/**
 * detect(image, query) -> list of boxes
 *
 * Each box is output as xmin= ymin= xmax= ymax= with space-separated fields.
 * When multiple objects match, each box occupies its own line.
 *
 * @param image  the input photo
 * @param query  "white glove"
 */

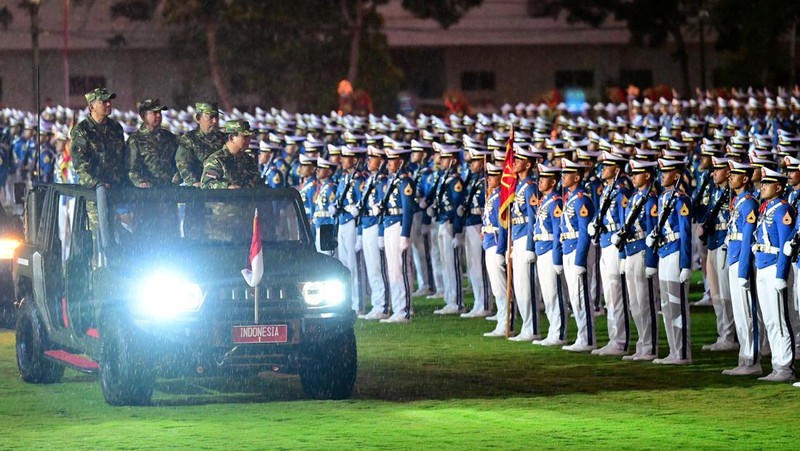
xmin=775 ymin=279 xmax=787 ymax=291
xmin=457 ymin=205 xmax=465 ymax=217
xmin=426 ymin=206 xmax=435 ymax=217
xmin=554 ymin=265 xmax=564 ymax=275
xmin=576 ymin=265 xmax=587 ymax=275
xmin=525 ymin=250 xmax=536 ymax=264
xmin=587 ymin=223 xmax=597 ymax=237
xmin=610 ymin=232 xmax=622 ymax=247
xmin=645 ymin=234 xmax=656 ymax=248
xmin=419 ymin=198 xmax=428 ymax=209
xmin=618 ymin=259 xmax=626 ymax=275
xmin=783 ymin=241 xmax=794 ymax=257
xmin=327 ymin=204 xmax=337 ymax=216
xmin=378 ymin=237 xmax=385 ymax=250
xmin=345 ymin=204 xmax=360 ymax=216
xmin=400 ymin=236 xmax=410 ymax=251
xmin=452 ymin=233 xmax=464 ymax=248
xmin=738 ymin=277 xmax=749 ymax=289
xmin=679 ymin=268 xmax=692 ymax=283
xmin=646 ymin=267 xmax=658 ymax=279
xmin=355 ymin=235 xmax=363 ymax=252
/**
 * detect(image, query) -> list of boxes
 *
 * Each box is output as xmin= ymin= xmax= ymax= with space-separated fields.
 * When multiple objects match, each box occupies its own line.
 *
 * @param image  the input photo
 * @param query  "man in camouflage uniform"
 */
xmin=70 ymin=87 xmax=127 ymax=189
xmin=200 ymin=120 xmax=261 ymax=189
xmin=176 ymin=102 xmax=225 ymax=187
xmin=127 ymin=98 xmax=180 ymax=187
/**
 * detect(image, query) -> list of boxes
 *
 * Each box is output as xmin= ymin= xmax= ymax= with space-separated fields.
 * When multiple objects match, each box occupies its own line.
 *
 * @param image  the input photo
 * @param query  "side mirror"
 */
xmin=318 ymin=224 xmax=337 ymax=252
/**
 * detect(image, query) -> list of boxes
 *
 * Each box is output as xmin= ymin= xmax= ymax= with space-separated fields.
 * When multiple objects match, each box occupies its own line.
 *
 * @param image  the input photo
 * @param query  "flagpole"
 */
xmin=254 ymin=282 xmax=259 ymax=324
xmin=505 ymin=220 xmax=513 ymax=338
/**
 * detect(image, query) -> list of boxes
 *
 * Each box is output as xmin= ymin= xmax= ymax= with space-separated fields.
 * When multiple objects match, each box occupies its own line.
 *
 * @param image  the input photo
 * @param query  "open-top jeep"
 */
xmin=14 ymin=184 xmax=355 ymax=405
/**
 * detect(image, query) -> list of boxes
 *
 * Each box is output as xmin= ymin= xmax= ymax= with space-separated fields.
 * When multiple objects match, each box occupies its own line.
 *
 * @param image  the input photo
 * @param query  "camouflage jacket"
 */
xmin=70 ymin=115 xmax=127 ymax=188
xmin=176 ymin=127 xmax=226 ymax=185
xmin=200 ymin=147 xmax=261 ymax=189
xmin=126 ymin=125 xmax=179 ymax=186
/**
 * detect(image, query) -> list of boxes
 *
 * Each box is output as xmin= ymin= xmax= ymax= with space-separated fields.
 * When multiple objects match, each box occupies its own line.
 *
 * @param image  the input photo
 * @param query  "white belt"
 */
xmin=714 ymin=223 xmax=727 ymax=231
xmin=387 ymin=208 xmax=403 ymax=215
xmin=561 ymin=231 xmax=580 ymax=241
xmin=470 ymin=208 xmax=484 ymax=215
xmin=314 ymin=212 xmax=332 ymax=218
xmin=728 ymin=232 xmax=742 ymax=241
xmin=604 ymin=224 xmax=620 ymax=233
xmin=631 ymin=231 xmax=646 ymax=241
xmin=754 ymin=244 xmax=779 ymax=254
xmin=663 ymin=232 xmax=680 ymax=243
xmin=482 ymin=225 xmax=498 ymax=234
xmin=512 ymin=217 xmax=527 ymax=225
xmin=533 ymin=232 xmax=553 ymax=241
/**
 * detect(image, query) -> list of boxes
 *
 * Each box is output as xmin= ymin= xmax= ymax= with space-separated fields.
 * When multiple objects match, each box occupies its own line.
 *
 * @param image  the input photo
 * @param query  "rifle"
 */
xmin=459 ymin=173 xmax=479 ymax=218
xmin=614 ymin=184 xmax=653 ymax=250
xmin=377 ymin=171 xmax=402 ymax=224
xmin=648 ymin=188 xmax=678 ymax=251
xmin=698 ymin=187 xmax=730 ymax=245
xmin=355 ymin=166 xmax=383 ymax=227
xmin=691 ymin=172 xmax=710 ymax=212
xmin=590 ymin=171 xmax=621 ymax=244
xmin=334 ymin=172 xmax=354 ymax=216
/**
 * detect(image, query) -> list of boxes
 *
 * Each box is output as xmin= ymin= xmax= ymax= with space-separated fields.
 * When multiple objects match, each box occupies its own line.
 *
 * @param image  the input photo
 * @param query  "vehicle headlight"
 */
xmin=300 ymin=280 xmax=346 ymax=308
xmin=135 ymin=272 xmax=204 ymax=318
xmin=0 ymin=238 xmax=21 ymax=260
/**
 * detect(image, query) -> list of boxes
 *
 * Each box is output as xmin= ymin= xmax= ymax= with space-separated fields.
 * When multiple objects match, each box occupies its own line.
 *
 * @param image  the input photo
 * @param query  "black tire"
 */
xmin=99 ymin=313 xmax=156 ymax=406
xmin=15 ymin=301 xmax=65 ymax=384
xmin=299 ymin=330 xmax=357 ymax=400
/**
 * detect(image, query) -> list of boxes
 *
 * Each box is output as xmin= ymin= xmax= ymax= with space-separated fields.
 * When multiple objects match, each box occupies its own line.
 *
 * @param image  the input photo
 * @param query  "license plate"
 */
xmin=232 ymin=325 xmax=288 ymax=344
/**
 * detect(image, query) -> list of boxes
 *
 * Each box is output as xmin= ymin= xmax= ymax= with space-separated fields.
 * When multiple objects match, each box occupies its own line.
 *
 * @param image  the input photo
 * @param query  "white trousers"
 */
xmin=411 ymin=212 xmax=432 ymax=292
xmin=600 ymin=245 xmax=629 ymax=350
xmin=485 ymin=246 xmax=508 ymax=332
xmin=512 ymin=237 xmax=538 ymax=336
xmin=465 ymin=224 xmax=490 ymax=312
xmin=728 ymin=262 xmax=760 ymax=365
xmin=563 ymin=250 xmax=594 ymax=346
xmin=537 ymin=250 xmax=566 ymax=341
xmin=756 ymin=265 xmax=794 ymax=373
xmin=362 ymin=225 xmax=389 ymax=314
xmin=384 ymin=222 xmax=413 ymax=318
xmin=625 ymin=251 xmax=658 ymax=356
xmin=337 ymin=220 xmax=360 ymax=311
xmin=429 ymin=222 xmax=444 ymax=293
xmin=658 ymin=251 xmax=691 ymax=360
xmin=437 ymin=222 xmax=463 ymax=309
xmin=707 ymin=247 xmax=735 ymax=343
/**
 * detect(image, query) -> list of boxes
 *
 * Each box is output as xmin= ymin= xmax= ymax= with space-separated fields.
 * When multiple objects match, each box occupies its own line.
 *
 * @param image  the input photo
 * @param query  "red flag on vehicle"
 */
xmin=498 ymin=127 xmax=516 ymax=228
xmin=241 ymin=208 xmax=264 ymax=287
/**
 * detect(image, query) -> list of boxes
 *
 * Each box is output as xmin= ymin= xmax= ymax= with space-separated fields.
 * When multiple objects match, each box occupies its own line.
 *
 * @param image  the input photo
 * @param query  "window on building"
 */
xmin=69 ymin=76 xmax=107 ymax=95
xmin=555 ymin=70 xmax=594 ymax=89
xmin=619 ymin=70 xmax=653 ymax=89
xmin=460 ymin=71 xmax=496 ymax=91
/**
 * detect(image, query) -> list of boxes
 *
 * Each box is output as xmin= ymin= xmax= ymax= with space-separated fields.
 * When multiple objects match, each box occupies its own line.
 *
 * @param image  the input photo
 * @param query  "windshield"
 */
xmin=109 ymin=197 xmax=307 ymax=246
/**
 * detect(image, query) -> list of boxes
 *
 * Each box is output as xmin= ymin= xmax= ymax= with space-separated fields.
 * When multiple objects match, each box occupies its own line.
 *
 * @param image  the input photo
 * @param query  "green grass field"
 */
xmin=1 ymin=275 xmax=799 ymax=449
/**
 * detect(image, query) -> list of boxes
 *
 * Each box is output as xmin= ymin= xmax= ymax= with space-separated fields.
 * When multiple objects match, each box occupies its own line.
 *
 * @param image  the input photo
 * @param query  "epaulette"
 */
xmin=526 ymin=179 xmax=534 ymax=185
xmin=744 ymin=193 xmax=755 ymax=200
xmin=575 ymin=191 xmax=585 ymax=198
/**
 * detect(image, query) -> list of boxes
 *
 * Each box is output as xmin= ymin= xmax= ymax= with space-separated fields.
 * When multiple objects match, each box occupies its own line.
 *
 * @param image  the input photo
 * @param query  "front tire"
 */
xmin=299 ymin=330 xmax=357 ymax=400
xmin=99 ymin=313 xmax=155 ymax=406
xmin=16 ymin=300 xmax=64 ymax=384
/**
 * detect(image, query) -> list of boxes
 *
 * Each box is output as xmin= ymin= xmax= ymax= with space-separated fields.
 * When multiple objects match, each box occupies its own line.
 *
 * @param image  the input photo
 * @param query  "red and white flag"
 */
xmin=498 ymin=126 xmax=516 ymax=228
xmin=241 ymin=208 xmax=264 ymax=287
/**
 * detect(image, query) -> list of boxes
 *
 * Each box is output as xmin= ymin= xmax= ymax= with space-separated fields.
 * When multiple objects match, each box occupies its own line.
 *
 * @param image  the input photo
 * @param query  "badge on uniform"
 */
xmin=404 ymin=184 xmax=413 ymax=195
xmin=579 ymin=204 xmax=589 ymax=217
xmin=746 ymin=211 xmax=756 ymax=224
xmin=273 ymin=173 xmax=280 ymax=185
xmin=553 ymin=205 xmax=562 ymax=218
xmin=621 ymin=196 xmax=628 ymax=208
xmin=329 ymin=192 xmax=335 ymax=202
xmin=650 ymin=204 xmax=658 ymax=217
xmin=530 ymin=196 xmax=538 ymax=206
xmin=454 ymin=181 xmax=462 ymax=193
xmin=680 ymin=203 xmax=689 ymax=216
xmin=783 ymin=211 xmax=792 ymax=225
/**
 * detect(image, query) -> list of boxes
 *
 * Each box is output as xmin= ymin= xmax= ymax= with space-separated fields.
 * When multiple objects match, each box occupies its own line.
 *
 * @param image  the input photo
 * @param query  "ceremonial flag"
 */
xmin=498 ymin=127 xmax=516 ymax=228
xmin=241 ymin=208 xmax=264 ymax=287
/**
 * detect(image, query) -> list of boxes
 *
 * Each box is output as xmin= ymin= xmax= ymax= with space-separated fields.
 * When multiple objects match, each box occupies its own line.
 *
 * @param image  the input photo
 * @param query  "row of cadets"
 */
xmin=498 ymin=144 xmax=540 ymax=342
xmin=483 ymin=161 xmax=511 ymax=337
xmin=335 ymin=144 xmax=367 ymax=312
xmin=428 ymin=143 xmax=467 ymax=315
xmin=589 ymin=151 xmax=633 ymax=356
xmin=459 ymin=146 xmax=492 ymax=318
xmin=312 ymin=156 xmax=338 ymax=255
xmin=357 ymin=145 xmax=391 ymax=320
xmin=409 ymin=139 xmax=436 ymax=297
xmin=613 ymin=159 xmax=660 ymax=361
xmin=647 ymin=158 xmax=693 ymax=365
xmin=378 ymin=144 xmax=416 ymax=323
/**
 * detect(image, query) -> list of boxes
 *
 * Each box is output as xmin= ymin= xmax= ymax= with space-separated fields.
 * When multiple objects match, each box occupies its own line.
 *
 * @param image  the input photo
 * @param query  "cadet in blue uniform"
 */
xmin=358 ymin=146 xmax=390 ymax=320
xmin=560 ymin=158 xmax=596 ymax=352
xmin=614 ymin=159 xmax=660 ymax=361
xmin=297 ymin=154 xmax=317 ymax=226
xmin=700 ymin=156 xmax=737 ymax=351
xmin=258 ymin=140 xmax=286 ymax=188
xmin=723 ymin=160 xmax=762 ymax=376
xmin=336 ymin=145 xmax=367 ymax=312
xmin=379 ymin=146 xmax=416 ymax=323
xmin=312 ymin=157 xmax=338 ymax=255
xmin=410 ymin=139 xmax=435 ymax=296
xmin=460 ymin=147 xmax=491 ymax=318
xmin=646 ymin=158 xmax=693 ymax=365
xmin=531 ymin=163 xmax=566 ymax=346
xmin=430 ymin=144 xmax=466 ymax=315
xmin=483 ymin=163 xmax=509 ymax=336
xmin=756 ymin=168 xmax=795 ymax=382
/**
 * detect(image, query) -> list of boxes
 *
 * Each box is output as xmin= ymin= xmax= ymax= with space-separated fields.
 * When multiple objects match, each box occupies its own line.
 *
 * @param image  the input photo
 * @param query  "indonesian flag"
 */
xmin=498 ymin=127 xmax=516 ymax=228
xmin=241 ymin=208 xmax=264 ymax=287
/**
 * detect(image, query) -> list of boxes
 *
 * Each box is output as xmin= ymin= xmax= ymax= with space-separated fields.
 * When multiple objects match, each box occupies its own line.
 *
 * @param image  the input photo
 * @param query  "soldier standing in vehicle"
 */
xmin=127 ymin=98 xmax=180 ymax=188
xmin=176 ymin=102 xmax=225 ymax=187
xmin=200 ymin=120 xmax=260 ymax=189
xmin=70 ymin=87 xmax=127 ymax=189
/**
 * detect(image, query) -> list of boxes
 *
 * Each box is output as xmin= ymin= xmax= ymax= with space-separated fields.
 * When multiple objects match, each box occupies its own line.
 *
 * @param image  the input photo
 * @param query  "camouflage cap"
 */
xmin=195 ymin=102 xmax=220 ymax=115
xmin=224 ymin=119 xmax=255 ymax=136
xmin=136 ymin=98 xmax=167 ymax=114
xmin=85 ymin=87 xmax=116 ymax=104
